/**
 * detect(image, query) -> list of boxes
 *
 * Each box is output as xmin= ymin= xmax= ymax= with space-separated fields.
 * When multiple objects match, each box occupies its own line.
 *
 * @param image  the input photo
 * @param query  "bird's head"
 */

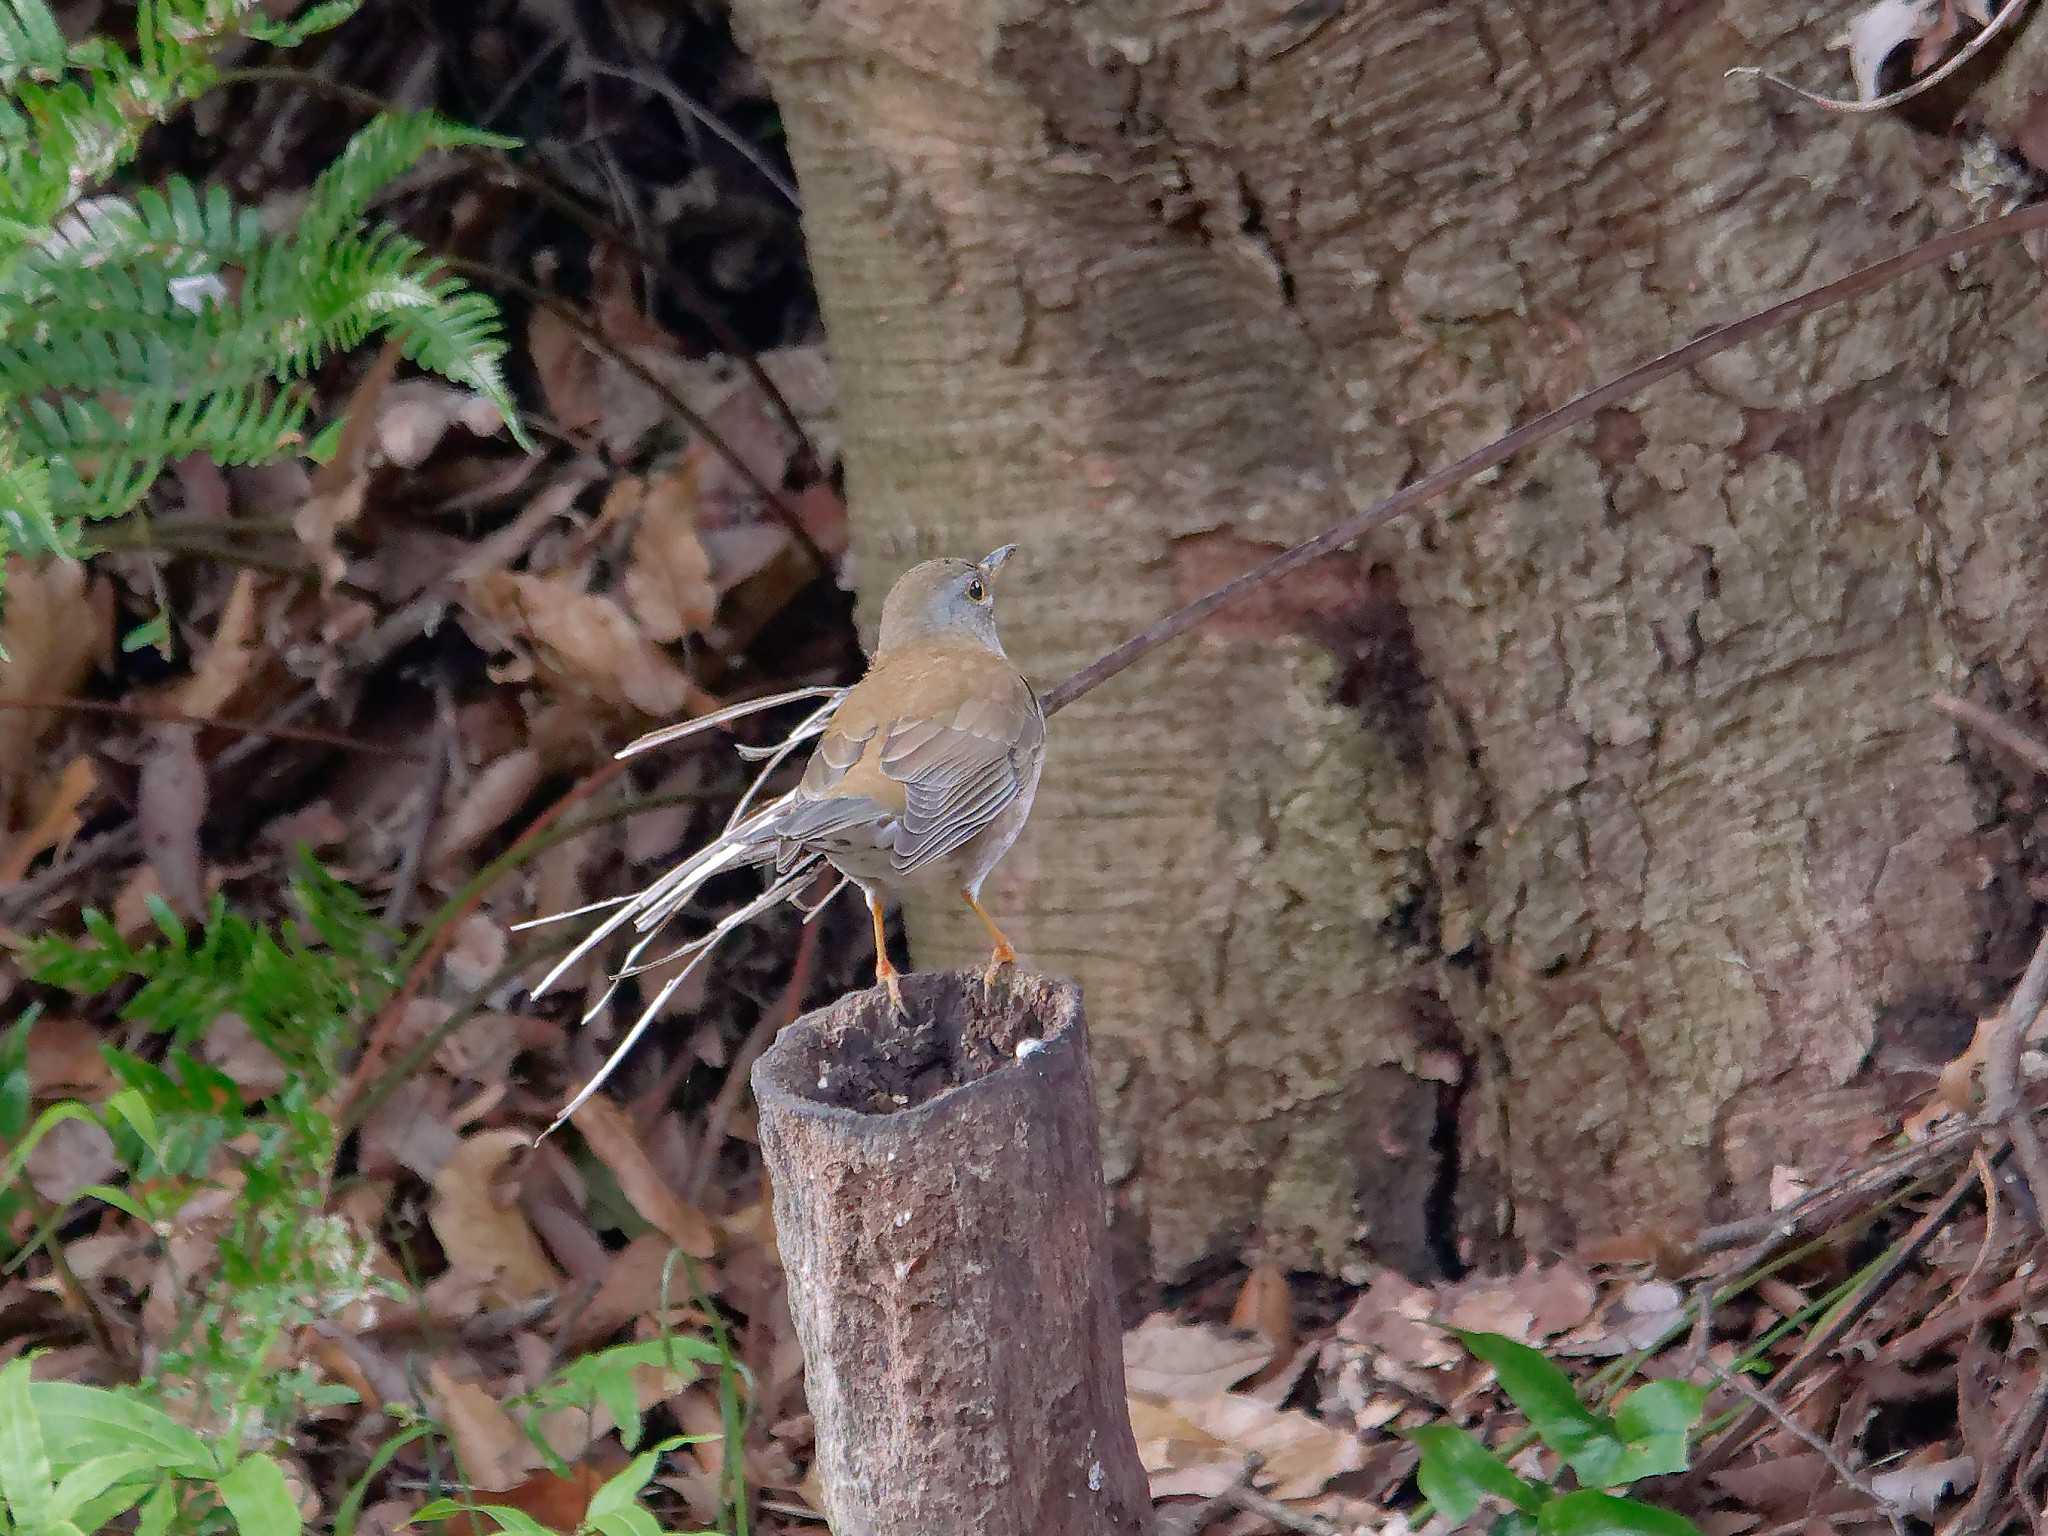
xmin=875 ymin=545 xmax=1017 ymax=656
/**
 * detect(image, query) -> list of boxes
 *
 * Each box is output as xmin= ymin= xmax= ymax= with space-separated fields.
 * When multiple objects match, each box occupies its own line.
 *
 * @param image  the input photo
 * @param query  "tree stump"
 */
xmin=751 ymin=970 xmax=1151 ymax=1536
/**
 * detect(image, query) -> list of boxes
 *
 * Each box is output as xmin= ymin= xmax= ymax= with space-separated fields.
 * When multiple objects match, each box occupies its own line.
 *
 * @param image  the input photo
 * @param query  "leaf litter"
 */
xmin=3 ymin=2 xmax=2046 ymax=1533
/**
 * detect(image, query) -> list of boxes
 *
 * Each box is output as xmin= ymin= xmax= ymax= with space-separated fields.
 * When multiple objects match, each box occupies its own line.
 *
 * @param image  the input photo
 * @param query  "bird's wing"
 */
xmin=879 ymin=674 xmax=1042 ymax=872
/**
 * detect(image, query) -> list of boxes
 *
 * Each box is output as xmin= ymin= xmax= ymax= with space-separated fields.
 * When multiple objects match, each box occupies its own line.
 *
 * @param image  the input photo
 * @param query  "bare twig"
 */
xmin=1691 ymin=1119 xmax=1980 ymax=1256
xmin=1169 ymin=1455 xmax=1265 ymax=1536
xmin=1715 ymin=1365 xmax=1908 ymax=1536
xmin=1040 ymin=199 xmax=2048 ymax=718
xmin=1952 ymin=1330 xmax=2048 ymax=1536
xmin=578 ymin=59 xmax=800 ymax=207
xmin=0 ymin=696 xmax=424 ymax=759
xmin=444 ymin=257 xmax=829 ymax=576
xmin=1215 ymin=1482 xmax=1344 ymax=1536
xmin=210 ymin=66 xmax=821 ymax=466
xmin=1980 ymin=927 xmax=2048 ymax=1221
xmin=1932 ymin=692 xmax=2048 ymax=780
xmin=1728 ymin=0 xmax=2036 ymax=116
xmin=1694 ymin=1154 xmax=1991 ymax=1475
xmin=380 ymin=691 xmax=456 ymax=936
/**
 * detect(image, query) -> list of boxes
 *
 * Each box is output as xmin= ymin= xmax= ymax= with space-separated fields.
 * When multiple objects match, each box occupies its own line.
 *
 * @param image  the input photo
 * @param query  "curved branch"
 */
xmin=1040 ymin=198 xmax=2048 ymax=717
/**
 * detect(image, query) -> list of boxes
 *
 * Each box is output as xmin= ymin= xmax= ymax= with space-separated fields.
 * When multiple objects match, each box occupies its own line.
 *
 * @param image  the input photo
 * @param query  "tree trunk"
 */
xmin=728 ymin=0 xmax=2048 ymax=1281
xmin=752 ymin=971 xmax=1150 ymax=1536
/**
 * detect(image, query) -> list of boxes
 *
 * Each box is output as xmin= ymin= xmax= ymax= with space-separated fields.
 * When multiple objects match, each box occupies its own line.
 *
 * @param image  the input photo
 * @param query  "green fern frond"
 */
xmin=0 ymin=0 xmax=530 ymax=629
xmin=297 ymin=111 xmax=516 ymax=250
xmin=0 ymin=0 xmax=68 ymax=87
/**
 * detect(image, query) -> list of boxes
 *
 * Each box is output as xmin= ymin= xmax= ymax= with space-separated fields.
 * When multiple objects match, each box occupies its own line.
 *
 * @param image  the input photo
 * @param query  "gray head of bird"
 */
xmin=874 ymin=544 xmax=1017 ymax=656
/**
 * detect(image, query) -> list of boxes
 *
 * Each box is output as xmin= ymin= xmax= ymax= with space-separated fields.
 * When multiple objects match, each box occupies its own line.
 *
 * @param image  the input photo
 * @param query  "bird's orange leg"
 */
xmin=868 ymin=891 xmax=907 ymax=1016
xmin=961 ymin=889 xmax=1018 ymax=993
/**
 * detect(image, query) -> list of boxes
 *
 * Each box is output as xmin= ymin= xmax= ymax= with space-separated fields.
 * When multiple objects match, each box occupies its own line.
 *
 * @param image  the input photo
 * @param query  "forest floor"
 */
xmin=2 ymin=2 xmax=2044 ymax=1533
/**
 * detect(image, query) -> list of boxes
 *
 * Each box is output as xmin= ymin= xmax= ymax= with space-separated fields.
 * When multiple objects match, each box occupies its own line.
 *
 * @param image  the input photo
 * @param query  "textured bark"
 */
xmin=752 ymin=971 xmax=1149 ymax=1536
xmin=730 ymin=0 xmax=2048 ymax=1280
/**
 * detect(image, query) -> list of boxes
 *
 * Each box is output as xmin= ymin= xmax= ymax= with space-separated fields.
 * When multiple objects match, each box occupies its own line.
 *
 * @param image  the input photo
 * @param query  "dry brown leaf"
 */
xmin=26 ymin=1014 xmax=108 ymax=1096
xmin=1123 ymin=1314 xmax=1273 ymax=1401
xmin=624 ymin=467 xmax=716 ymax=643
xmin=0 ymin=558 xmax=106 ymax=821
xmin=429 ymin=1129 xmax=564 ymax=1304
xmin=26 ymin=1115 xmax=117 ymax=1203
xmin=529 ymin=307 xmax=604 ymax=435
xmin=1441 ymin=1259 xmax=1597 ymax=1345
xmin=1230 ymin=1264 xmax=1294 ymax=1355
xmin=429 ymin=1362 xmax=544 ymax=1493
xmin=1181 ymin=1393 xmax=1370 ymax=1500
xmin=461 ymin=570 xmax=708 ymax=718
xmin=375 ymin=380 xmax=503 ymax=469
xmin=0 ymin=755 xmax=96 ymax=882
xmin=429 ymin=748 xmax=543 ymax=867
xmin=1128 ymin=1397 xmax=1233 ymax=1499
xmin=138 ymin=724 xmax=206 ymax=918
xmin=572 ymin=1098 xmax=717 ymax=1258
xmin=177 ymin=570 xmax=261 ymax=716
xmin=200 ymin=1013 xmax=287 ymax=1099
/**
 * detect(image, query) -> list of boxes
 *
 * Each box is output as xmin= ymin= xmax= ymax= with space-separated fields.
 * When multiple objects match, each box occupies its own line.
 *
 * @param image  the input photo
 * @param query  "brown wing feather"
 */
xmin=780 ymin=641 xmax=1041 ymax=876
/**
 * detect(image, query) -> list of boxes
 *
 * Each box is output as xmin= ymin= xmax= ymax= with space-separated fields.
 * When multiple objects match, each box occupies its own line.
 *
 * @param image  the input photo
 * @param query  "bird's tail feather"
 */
xmin=537 ymin=855 xmax=823 ymax=1141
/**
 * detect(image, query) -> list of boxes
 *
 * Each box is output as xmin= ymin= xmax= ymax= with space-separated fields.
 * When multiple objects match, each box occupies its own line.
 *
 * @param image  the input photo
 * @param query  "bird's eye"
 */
xmin=966 ymin=577 xmax=987 ymax=603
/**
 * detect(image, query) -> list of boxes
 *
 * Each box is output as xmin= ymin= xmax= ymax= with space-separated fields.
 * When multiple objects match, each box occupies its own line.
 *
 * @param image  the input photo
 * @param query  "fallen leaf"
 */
xmin=137 ymin=724 xmax=206 ymax=918
xmin=1181 ymin=1392 xmax=1371 ymax=1500
xmin=429 ymin=1129 xmax=565 ymax=1304
xmin=1123 ymin=1314 xmax=1273 ymax=1400
xmin=176 ymin=569 xmax=261 ymax=716
xmin=0 ymin=755 xmax=96 ymax=882
xmin=623 ymin=467 xmax=716 ymax=643
xmin=529 ymin=307 xmax=604 ymax=435
xmin=572 ymin=1098 xmax=717 ymax=1258
xmin=429 ymin=1361 xmax=544 ymax=1493
xmin=461 ymin=570 xmax=709 ymax=718
xmin=200 ymin=1012 xmax=287 ymax=1099
xmin=1128 ymin=1397 xmax=1232 ymax=1497
xmin=26 ymin=1014 xmax=109 ymax=1095
xmin=375 ymin=380 xmax=504 ymax=469
xmin=1441 ymin=1259 xmax=1597 ymax=1345
xmin=26 ymin=1114 xmax=117 ymax=1202
xmin=1869 ymin=1454 xmax=1975 ymax=1515
xmin=1230 ymin=1265 xmax=1294 ymax=1356
xmin=0 ymin=558 xmax=106 ymax=821
xmin=428 ymin=748 xmax=542 ymax=868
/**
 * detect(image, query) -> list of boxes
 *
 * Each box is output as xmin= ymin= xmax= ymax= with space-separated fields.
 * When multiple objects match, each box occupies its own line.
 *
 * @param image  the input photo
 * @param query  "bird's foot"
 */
xmin=878 ymin=959 xmax=909 ymax=1019
xmin=980 ymin=940 xmax=1016 ymax=1000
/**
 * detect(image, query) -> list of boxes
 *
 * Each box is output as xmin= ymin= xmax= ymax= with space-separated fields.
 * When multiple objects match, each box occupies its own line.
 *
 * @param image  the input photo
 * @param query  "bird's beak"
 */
xmin=979 ymin=544 xmax=1018 ymax=575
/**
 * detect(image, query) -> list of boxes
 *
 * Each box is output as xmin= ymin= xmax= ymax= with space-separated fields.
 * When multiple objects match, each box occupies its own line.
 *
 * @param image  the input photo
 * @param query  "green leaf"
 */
xmin=134 ymin=1484 xmax=178 ymax=1536
xmin=119 ymin=614 xmax=169 ymax=654
xmin=1405 ymin=1425 xmax=1543 ymax=1521
xmin=47 ymin=1451 xmax=164 ymax=1525
xmin=216 ymin=1454 xmax=300 ymax=1536
xmin=26 ymin=1384 xmax=214 ymax=1476
xmin=586 ymin=1438 xmax=688 ymax=1524
xmin=590 ymin=1507 xmax=662 ymax=1536
xmin=0 ymin=1357 xmax=55 ymax=1530
xmin=407 ymin=1501 xmax=552 ymax=1535
xmin=1453 ymin=1331 xmax=1615 ymax=1465
xmin=1536 ymin=1491 xmax=1704 ymax=1536
xmin=1613 ymin=1381 xmax=1708 ymax=1440
xmin=334 ymin=1424 xmax=434 ymax=1536
xmin=1572 ymin=1380 xmax=1710 ymax=1486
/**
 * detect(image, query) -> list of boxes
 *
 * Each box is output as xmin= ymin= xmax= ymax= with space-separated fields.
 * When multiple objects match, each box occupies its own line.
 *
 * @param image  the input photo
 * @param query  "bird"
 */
xmin=522 ymin=544 xmax=1044 ymax=1135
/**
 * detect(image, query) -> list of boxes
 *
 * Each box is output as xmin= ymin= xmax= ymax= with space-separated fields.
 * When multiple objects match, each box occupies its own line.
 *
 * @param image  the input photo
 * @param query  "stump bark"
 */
xmin=752 ymin=970 xmax=1150 ymax=1536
